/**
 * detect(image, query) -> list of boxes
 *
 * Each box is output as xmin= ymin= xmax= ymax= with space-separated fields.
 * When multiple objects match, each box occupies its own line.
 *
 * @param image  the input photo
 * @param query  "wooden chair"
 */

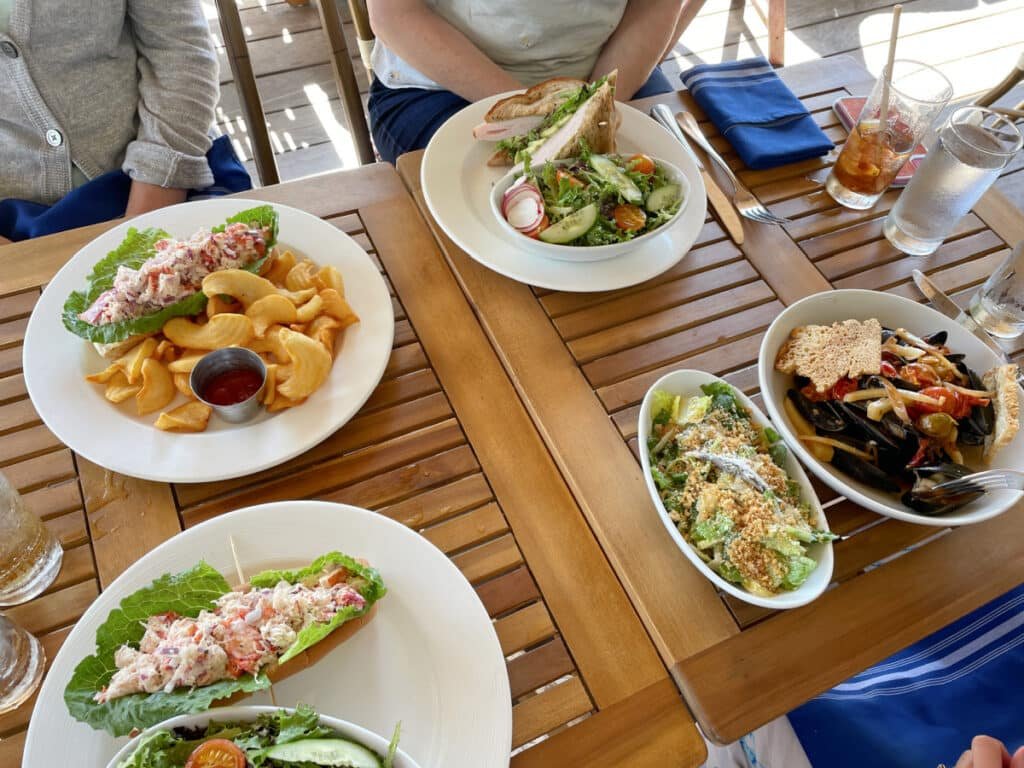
xmin=671 ymin=0 xmax=786 ymax=67
xmin=347 ymin=0 xmax=375 ymax=79
xmin=974 ymin=49 xmax=1024 ymax=122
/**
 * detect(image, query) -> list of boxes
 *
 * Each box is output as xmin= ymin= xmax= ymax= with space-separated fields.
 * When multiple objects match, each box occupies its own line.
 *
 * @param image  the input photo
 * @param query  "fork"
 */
xmin=671 ymin=108 xmax=791 ymax=226
xmin=912 ymin=469 xmax=1024 ymax=507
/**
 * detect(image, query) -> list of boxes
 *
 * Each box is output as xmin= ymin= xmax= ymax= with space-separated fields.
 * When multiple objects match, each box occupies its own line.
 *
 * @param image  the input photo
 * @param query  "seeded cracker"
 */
xmin=775 ymin=318 xmax=882 ymax=393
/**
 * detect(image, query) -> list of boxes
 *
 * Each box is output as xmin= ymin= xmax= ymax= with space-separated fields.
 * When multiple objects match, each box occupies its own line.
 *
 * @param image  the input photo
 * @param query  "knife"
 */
xmin=650 ymin=104 xmax=745 ymax=245
xmin=911 ymin=270 xmax=1010 ymax=362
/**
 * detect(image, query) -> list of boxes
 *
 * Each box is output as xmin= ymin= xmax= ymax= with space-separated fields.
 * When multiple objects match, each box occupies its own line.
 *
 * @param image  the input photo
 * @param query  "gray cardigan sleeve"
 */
xmin=122 ymin=0 xmax=220 ymax=190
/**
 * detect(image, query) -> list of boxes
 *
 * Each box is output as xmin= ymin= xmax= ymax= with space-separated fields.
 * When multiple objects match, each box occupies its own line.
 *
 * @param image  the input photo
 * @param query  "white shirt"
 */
xmin=371 ymin=0 xmax=628 ymax=90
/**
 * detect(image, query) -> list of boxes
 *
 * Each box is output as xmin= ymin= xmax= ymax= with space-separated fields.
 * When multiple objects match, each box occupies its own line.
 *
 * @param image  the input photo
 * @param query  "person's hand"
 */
xmin=124 ymin=181 xmax=187 ymax=219
xmin=953 ymin=735 xmax=1024 ymax=768
xmin=0 ymin=235 xmax=11 ymax=245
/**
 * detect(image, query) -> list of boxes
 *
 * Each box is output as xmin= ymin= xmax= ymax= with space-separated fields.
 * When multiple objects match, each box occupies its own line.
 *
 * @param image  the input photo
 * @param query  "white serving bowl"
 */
xmin=758 ymin=289 xmax=1024 ymax=526
xmin=105 ymin=706 xmax=422 ymax=768
xmin=638 ymin=369 xmax=833 ymax=609
xmin=489 ymin=155 xmax=690 ymax=263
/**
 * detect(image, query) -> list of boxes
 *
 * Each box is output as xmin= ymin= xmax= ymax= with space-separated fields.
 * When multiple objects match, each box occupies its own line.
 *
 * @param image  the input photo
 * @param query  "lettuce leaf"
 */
xmin=61 ymin=205 xmax=279 ymax=345
xmin=249 ymin=552 xmax=387 ymax=665
xmin=64 ymin=562 xmax=272 ymax=737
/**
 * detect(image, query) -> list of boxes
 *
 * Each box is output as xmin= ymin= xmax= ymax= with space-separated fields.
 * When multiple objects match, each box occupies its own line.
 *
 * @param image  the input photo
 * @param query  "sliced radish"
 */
xmin=506 ymin=196 xmax=543 ymax=230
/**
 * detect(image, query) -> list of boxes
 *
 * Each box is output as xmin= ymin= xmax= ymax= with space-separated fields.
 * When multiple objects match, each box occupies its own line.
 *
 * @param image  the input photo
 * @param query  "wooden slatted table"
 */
xmin=396 ymin=54 xmax=1024 ymax=745
xmin=0 ymin=164 xmax=706 ymax=767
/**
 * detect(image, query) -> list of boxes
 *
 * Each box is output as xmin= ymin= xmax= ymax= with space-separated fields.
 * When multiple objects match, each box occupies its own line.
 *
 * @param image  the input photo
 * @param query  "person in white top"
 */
xmin=366 ymin=0 xmax=688 ymax=162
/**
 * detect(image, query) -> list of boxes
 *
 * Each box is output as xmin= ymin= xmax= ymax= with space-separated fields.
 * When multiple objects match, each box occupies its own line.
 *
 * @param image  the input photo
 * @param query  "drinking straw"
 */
xmin=878 ymin=5 xmax=903 ymax=131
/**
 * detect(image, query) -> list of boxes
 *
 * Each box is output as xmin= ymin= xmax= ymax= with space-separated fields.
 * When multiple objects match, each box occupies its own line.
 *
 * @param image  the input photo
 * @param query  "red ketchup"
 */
xmin=201 ymin=368 xmax=263 ymax=406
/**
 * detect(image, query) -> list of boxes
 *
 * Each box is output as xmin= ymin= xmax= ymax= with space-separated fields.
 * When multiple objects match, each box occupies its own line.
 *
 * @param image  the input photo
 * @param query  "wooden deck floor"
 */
xmin=207 ymin=0 xmax=1024 ymax=207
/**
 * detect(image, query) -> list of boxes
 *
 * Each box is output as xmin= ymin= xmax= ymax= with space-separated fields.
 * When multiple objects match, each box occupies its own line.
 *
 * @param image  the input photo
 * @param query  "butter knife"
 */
xmin=911 ymin=270 xmax=1009 ymax=363
xmin=650 ymin=104 xmax=745 ymax=245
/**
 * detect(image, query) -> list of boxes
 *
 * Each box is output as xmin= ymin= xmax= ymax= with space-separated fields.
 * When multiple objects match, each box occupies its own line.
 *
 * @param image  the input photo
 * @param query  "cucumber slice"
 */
xmin=589 ymin=155 xmax=642 ymax=204
xmin=538 ymin=203 xmax=599 ymax=244
xmin=646 ymin=183 xmax=682 ymax=213
xmin=262 ymin=738 xmax=382 ymax=767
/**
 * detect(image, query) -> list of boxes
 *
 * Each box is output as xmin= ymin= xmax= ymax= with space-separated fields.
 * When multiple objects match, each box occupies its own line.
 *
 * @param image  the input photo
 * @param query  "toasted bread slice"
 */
xmin=982 ymin=363 xmax=1020 ymax=460
xmin=484 ymin=77 xmax=587 ymax=122
xmin=775 ymin=318 xmax=882 ymax=393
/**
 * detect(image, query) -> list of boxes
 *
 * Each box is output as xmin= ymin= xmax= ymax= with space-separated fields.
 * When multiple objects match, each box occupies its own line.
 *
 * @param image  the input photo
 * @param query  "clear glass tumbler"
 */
xmin=967 ymin=240 xmax=1024 ymax=339
xmin=884 ymin=107 xmax=1023 ymax=256
xmin=826 ymin=60 xmax=953 ymax=210
xmin=0 ymin=471 xmax=63 ymax=606
xmin=0 ymin=614 xmax=45 ymax=714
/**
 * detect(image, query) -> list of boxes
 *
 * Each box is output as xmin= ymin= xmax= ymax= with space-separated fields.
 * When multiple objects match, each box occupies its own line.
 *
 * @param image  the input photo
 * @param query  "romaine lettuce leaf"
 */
xmin=61 ymin=205 xmax=279 ymax=345
xmin=64 ymin=562 xmax=271 ymax=737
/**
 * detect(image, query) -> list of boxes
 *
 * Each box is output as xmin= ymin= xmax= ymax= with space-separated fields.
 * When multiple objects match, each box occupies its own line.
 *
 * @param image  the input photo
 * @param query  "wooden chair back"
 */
xmin=347 ymin=0 xmax=375 ymax=78
xmin=973 ymin=49 xmax=1024 ymax=122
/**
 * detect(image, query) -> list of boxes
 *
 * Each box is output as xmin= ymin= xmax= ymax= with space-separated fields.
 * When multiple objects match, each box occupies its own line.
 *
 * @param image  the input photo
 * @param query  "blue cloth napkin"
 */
xmin=679 ymin=57 xmax=834 ymax=170
xmin=0 ymin=136 xmax=252 ymax=242
xmin=789 ymin=584 xmax=1024 ymax=768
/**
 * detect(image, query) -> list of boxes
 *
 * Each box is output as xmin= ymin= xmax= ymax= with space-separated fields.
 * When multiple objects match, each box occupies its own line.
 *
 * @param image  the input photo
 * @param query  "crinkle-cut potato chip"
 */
xmin=318 ymin=289 xmax=347 ymax=321
xmin=246 ymin=294 xmax=297 ymax=337
xmin=314 ymin=327 xmax=338 ymax=355
xmin=167 ymin=350 xmax=207 ymax=374
xmin=86 ymin=363 xmax=123 ymax=384
xmin=155 ymin=340 xmax=177 ymax=362
xmin=288 ymin=323 xmax=308 ymax=334
xmin=264 ymin=249 xmax=296 ymax=286
xmin=245 ymin=325 xmax=288 ymax=363
xmin=173 ymin=372 xmax=196 ymax=399
xmin=262 ymin=364 xmax=278 ymax=406
xmin=163 ymin=313 xmax=254 ymax=350
xmin=154 ymin=401 xmax=213 ymax=432
xmin=295 ymin=294 xmax=324 ymax=324
xmin=267 ymin=395 xmax=305 ymax=413
xmin=207 ymin=294 xmax=242 ymax=317
xmin=279 ymin=286 xmax=316 ymax=305
xmin=117 ymin=337 xmax=159 ymax=384
xmin=136 ymin=358 xmax=176 ymax=416
xmin=202 ymin=269 xmax=278 ymax=308
xmin=284 ymin=261 xmax=316 ymax=292
xmin=314 ymin=265 xmax=344 ymax=295
xmin=104 ymin=371 xmax=142 ymax=404
xmin=277 ymin=327 xmax=332 ymax=401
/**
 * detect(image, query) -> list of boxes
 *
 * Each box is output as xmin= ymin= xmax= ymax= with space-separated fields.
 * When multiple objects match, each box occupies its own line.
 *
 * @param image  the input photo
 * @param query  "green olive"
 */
xmin=918 ymin=412 xmax=957 ymax=438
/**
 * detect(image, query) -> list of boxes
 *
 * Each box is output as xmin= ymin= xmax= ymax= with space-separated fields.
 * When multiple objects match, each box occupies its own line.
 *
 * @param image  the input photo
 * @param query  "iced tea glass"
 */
xmin=0 ymin=471 xmax=62 ymax=606
xmin=826 ymin=60 xmax=953 ymax=210
xmin=0 ymin=614 xmax=45 ymax=714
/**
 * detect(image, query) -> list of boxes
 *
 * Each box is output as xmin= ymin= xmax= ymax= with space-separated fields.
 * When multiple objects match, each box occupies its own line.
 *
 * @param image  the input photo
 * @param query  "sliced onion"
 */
xmin=506 ymin=197 xmax=544 ymax=231
xmin=501 ymin=182 xmax=538 ymax=218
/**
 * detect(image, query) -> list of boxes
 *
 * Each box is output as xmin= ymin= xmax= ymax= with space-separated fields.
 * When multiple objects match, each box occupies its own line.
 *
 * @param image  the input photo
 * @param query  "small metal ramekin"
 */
xmin=189 ymin=347 xmax=267 ymax=423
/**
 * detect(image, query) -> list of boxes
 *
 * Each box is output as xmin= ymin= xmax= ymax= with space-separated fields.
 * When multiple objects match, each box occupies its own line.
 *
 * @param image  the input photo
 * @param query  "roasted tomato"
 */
xmin=555 ymin=169 xmax=584 ymax=188
xmin=830 ymin=377 xmax=859 ymax=401
xmin=525 ymin=214 xmax=549 ymax=239
xmin=880 ymin=360 xmax=899 ymax=378
xmin=613 ymin=204 xmax=646 ymax=231
xmin=185 ymin=739 xmax=246 ymax=768
xmin=916 ymin=386 xmax=957 ymax=415
xmin=627 ymin=153 xmax=656 ymax=175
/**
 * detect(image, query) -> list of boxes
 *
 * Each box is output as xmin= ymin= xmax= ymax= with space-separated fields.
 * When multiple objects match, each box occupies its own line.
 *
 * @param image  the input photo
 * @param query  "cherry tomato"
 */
xmin=525 ymin=214 xmax=549 ymax=239
xmin=185 ymin=739 xmax=246 ymax=768
xmin=613 ymin=204 xmax=646 ymax=231
xmin=555 ymin=169 xmax=583 ymax=188
xmin=830 ymin=378 xmax=859 ymax=400
xmin=916 ymin=386 xmax=957 ymax=415
xmin=627 ymin=153 xmax=656 ymax=175
xmin=880 ymin=360 xmax=899 ymax=378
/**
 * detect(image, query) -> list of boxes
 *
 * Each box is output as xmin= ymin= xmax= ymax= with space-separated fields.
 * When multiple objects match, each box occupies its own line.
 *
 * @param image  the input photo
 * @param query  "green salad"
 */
xmin=498 ymin=143 xmax=683 ymax=246
xmin=117 ymin=706 xmax=400 ymax=768
xmin=647 ymin=382 xmax=835 ymax=596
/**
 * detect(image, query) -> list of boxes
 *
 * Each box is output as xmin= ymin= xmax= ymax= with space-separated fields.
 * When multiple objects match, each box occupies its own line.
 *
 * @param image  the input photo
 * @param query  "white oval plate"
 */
xmin=22 ymin=198 xmax=394 ymax=483
xmin=758 ymin=289 xmax=1024 ymax=526
xmin=488 ymin=156 xmax=691 ymax=263
xmin=421 ymin=95 xmax=707 ymax=292
xmin=107 ymin=706 xmax=422 ymax=768
xmin=24 ymin=501 xmax=512 ymax=768
xmin=638 ymin=369 xmax=833 ymax=609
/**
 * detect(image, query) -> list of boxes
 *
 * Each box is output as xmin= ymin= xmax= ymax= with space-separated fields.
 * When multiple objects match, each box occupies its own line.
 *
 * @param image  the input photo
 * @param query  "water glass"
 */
xmin=0 ymin=472 xmax=63 ymax=606
xmin=967 ymin=240 xmax=1024 ymax=339
xmin=0 ymin=614 xmax=45 ymax=714
xmin=884 ymin=107 xmax=1022 ymax=256
xmin=826 ymin=60 xmax=953 ymax=210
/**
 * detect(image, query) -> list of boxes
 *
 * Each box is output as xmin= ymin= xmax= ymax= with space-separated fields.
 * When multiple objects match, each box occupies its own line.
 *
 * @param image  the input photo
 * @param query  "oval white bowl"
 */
xmin=489 ymin=156 xmax=690 ymax=263
xmin=758 ymin=289 xmax=1024 ymax=526
xmin=637 ymin=369 xmax=833 ymax=609
xmin=106 ymin=706 xmax=422 ymax=768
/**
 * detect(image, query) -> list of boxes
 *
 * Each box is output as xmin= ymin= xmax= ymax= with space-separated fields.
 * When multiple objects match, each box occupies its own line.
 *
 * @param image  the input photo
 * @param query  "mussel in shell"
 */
xmin=922 ymin=330 xmax=949 ymax=347
xmin=787 ymin=389 xmax=845 ymax=432
xmin=902 ymin=463 xmax=982 ymax=515
xmin=830 ymin=448 xmax=901 ymax=493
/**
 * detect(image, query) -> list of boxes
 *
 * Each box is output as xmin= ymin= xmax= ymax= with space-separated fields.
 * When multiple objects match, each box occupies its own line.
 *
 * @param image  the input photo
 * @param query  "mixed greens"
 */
xmin=500 ymin=144 xmax=683 ymax=246
xmin=117 ymin=706 xmax=400 ymax=768
xmin=647 ymin=382 xmax=835 ymax=596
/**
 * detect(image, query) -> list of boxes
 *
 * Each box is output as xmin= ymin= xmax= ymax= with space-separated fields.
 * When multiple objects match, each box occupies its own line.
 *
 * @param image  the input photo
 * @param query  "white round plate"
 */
xmin=759 ymin=289 xmax=1024 ymax=526
xmin=22 ymin=198 xmax=394 ymax=483
xmin=637 ymin=369 xmax=833 ymax=609
xmin=24 ymin=501 xmax=512 ymax=768
xmin=107 ymin=706 xmax=422 ymax=768
xmin=421 ymin=94 xmax=707 ymax=292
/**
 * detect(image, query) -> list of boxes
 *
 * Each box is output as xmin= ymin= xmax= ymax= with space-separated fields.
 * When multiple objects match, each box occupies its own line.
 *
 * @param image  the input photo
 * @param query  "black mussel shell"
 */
xmin=787 ymin=389 xmax=845 ymax=432
xmin=960 ymin=367 xmax=995 ymax=437
xmin=831 ymin=448 xmax=901 ymax=493
xmin=922 ymin=330 xmax=948 ymax=347
xmin=892 ymin=377 xmax=922 ymax=392
xmin=958 ymin=420 xmax=987 ymax=445
xmin=837 ymin=402 xmax=903 ymax=454
xmin=945 ymin=353 xmax=966 ymax=364
xmin=902 ymin=463 xmax=982 ymax=515
xmin=881 ymin=327 xmax=897 ymax=342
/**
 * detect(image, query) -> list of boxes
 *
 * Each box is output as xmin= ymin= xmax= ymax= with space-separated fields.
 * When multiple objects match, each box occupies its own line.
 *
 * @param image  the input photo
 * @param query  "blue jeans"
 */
xmin=368 ymin=68 xmax=675 ymax=164
xmin=0 ymin=136 xmax=252 ymax=241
